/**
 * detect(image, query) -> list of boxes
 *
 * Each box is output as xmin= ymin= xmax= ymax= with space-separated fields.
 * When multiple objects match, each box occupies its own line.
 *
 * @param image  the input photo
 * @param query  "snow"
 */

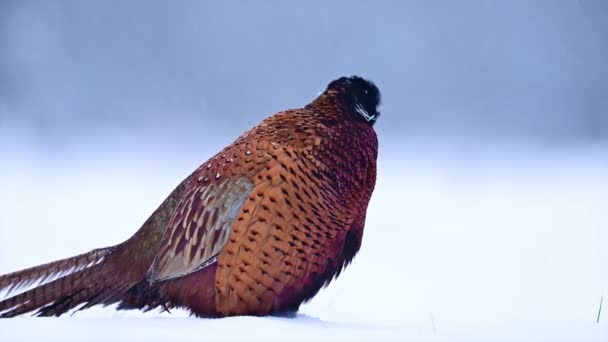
xmin=0 ymin=140 xmax=607 ymax=341
xmin=0 ymin=316 xmax=603 ymax=342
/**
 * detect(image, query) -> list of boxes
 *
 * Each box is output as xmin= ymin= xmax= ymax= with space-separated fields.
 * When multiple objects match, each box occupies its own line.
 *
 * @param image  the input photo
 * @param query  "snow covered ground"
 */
xmin=0 ymin=139 xmax=607 ymax=341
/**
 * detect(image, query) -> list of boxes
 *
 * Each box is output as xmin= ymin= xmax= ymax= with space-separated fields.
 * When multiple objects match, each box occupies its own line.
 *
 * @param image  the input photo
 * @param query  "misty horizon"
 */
xmin=0 ymin=0 xmax=606 ymax=151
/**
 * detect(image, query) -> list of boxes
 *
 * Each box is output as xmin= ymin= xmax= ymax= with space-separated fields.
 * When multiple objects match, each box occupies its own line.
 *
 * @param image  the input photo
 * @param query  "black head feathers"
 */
xmin=326 ymin=75 xmax=381 ymax=125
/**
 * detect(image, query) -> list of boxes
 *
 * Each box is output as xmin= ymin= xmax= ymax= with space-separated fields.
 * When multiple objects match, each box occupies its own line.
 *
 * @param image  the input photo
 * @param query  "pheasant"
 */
xmin=0 ymin=75 xmax=381 ymax=318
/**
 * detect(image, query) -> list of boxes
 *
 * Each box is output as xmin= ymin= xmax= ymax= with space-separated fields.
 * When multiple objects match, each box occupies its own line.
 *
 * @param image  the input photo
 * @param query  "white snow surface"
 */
xmin=0 ymin=140 xmax=607 ymax=341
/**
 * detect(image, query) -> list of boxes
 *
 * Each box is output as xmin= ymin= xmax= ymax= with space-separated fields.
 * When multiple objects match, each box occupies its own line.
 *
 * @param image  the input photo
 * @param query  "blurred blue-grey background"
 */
xmin=1 ymin=0 xmax=606 ymax=151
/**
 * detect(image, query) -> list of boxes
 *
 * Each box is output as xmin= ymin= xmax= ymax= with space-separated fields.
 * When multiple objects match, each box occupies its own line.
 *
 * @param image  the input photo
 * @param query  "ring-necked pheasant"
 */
xmin=0 ymin=75 xmax=381 ymax=318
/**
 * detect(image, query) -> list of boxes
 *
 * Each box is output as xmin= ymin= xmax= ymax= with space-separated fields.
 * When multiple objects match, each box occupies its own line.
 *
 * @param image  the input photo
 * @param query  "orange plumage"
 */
xmin=0 ymin=75 xmax=381 ymax=317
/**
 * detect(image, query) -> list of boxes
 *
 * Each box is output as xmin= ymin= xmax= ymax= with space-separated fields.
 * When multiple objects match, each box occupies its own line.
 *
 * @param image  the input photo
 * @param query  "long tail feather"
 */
xmin=0 ymin=246 xmax=133 ymax=318
xmin=0 ymin=248 xmax=112 ymax=301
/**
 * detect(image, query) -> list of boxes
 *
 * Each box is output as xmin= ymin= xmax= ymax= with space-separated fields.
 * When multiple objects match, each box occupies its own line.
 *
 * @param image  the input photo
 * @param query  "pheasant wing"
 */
xmin=147 ymin=176 xmax=254 ymax=282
